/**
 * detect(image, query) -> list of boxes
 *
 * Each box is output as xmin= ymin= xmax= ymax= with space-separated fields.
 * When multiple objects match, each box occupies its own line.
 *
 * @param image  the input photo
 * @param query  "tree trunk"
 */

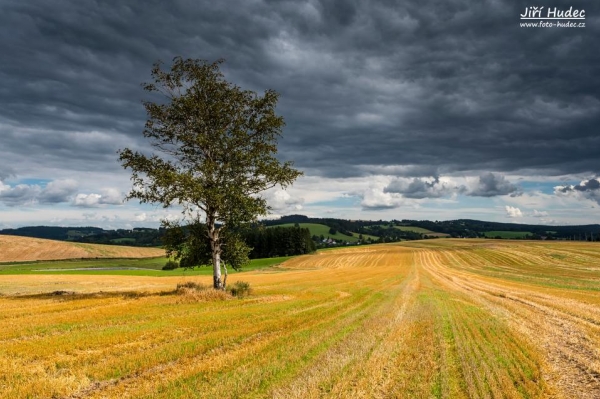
xmin=207 ymin=213 xmax=223 ymax=290
xmin=212 ymin=251 xmax=222 ymax=289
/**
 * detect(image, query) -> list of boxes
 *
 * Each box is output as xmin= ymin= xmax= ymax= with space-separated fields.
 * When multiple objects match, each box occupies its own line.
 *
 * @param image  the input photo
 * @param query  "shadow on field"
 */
xmin=4 ymin=281 xmax=252 ymax=301
xmin=4 ymin=289 xmax=175 ymax=301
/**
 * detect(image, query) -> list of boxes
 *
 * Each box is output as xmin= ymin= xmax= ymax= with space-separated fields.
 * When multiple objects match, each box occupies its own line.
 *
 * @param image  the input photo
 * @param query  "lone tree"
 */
xmin=119 ymin=57 xmax=302 ymax=289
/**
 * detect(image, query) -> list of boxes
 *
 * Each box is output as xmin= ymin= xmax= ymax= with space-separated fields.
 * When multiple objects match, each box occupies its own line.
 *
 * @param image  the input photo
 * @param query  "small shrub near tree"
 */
xmin=162 ymin=259 xmax=179 ymax=270
xmin=228 ymin=281 xmax=252 ymax=298
xmin=176 ymin=281 xmax=228 ymax=301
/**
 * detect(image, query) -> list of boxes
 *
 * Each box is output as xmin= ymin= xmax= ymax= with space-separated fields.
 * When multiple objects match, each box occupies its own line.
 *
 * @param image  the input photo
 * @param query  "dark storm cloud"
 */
xmin=268 ymin=0 xmax=600 ymax=178
xmin=1 ymin=0 xmax=599 ymax=182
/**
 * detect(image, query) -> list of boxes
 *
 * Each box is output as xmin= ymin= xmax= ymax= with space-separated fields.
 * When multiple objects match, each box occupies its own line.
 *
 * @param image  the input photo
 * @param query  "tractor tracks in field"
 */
xmin=271 ymin=262 xmax=421 ymax=398
xmin=417 ymin=248 xmax=600 ymax=399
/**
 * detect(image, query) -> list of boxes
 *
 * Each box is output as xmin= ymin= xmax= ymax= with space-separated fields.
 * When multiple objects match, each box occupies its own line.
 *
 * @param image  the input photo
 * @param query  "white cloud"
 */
xmin=73 ymin=188 xmax=123 ymax=207
xmin=134 ymin=212 xmax=147 ymax=222
xmin=265 ymin=189 xmax=304 ymax=212
xmin=505 ymin=205 xmax=523 ymax=218
xmin=532 ymin=209 xmax=548 ymax=217
xmin=98 ymin=188 xmax=124 ymax=205
xmin=361 ymin=187 xmax=404 ymax=210
xmin=74 ymin=193 xmax=103 ymax=207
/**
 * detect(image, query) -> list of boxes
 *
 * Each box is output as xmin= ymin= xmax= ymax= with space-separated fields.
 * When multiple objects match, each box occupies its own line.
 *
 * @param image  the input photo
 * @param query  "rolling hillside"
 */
xmin=483 ymin=230 xmax=533 ymax=238
xmin=0 ymin=235 xmax=164 ymax=263
xmin=270 ymin=223 xmax=378 ymax=242
xmin=393 ymin=226 xmax=450 ymax=237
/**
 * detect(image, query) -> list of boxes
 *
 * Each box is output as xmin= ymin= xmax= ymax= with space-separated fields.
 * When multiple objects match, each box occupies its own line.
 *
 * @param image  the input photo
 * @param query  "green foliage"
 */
xmin=483 ymin=231 xmax=532 ymax=239
xmin=228 ymin=281 xmax=252 ymax=298
xmin=221 ymin=233 xmax=251 ymax=271
xmin=162 ymin=221 xmax=250 ymax=271
xmin=268 ymin=223 xmax=378 ymax=243
xmin=244 ymin=226 xmax=316 ymax=258
xmin=162 ymin=259 xmax=179 ymax=270
xmin=119 ymin=57 xmax=302 ymax=288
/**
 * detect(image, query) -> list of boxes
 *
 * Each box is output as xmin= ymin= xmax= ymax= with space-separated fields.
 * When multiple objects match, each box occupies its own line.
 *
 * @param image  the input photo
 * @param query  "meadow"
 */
xmin=482 ymin=231 xmax=533 ymax=239
xmin=271 ymin=223 xmax=379 ymax=242
xmin=1 ymin=239 xmax=599 ymax=398
xmin=393 ymin=225 xmax=451 ymax=237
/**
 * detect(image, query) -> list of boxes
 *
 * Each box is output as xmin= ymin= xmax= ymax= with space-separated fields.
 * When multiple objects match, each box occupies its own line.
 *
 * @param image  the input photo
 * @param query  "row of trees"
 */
xmin=243 ymin=226 xmax=315 ymax=258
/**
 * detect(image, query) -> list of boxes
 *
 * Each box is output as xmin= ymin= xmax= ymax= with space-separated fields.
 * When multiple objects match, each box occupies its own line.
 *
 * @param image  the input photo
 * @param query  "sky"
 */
xmin=1 ymin=0 xmax=599 ymax=229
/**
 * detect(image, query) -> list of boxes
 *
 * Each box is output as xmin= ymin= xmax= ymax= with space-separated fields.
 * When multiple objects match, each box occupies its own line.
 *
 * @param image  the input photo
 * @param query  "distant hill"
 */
xmin=0 ymin=235 xmax=164 ymax=263
xmin=2 ymin=216 xmax=599 ymax=249
xmin=269 ymin=223 xmax=379 ymax=243
xmin=0 ymin=226 xmax=163 ymax=247
xmin=264 ymin=215 xmax=600 ymax=241
xmin=392 ymin=226 xmax=450 ymax=238
xmin=0 ymin=226 xmax=105 ymax=240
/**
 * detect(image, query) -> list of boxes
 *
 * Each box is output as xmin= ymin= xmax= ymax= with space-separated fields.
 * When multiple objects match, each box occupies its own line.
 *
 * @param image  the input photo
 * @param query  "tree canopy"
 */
xmin=119 ymin=57 xmax=302 ymax=289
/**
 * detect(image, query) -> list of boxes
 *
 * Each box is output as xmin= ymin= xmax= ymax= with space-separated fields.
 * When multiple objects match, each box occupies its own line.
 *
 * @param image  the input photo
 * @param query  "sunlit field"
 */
xmin=0 ymin=235 xmax=163 ymax=262
xmin=1 ymin=239 xmax=599 ymax=398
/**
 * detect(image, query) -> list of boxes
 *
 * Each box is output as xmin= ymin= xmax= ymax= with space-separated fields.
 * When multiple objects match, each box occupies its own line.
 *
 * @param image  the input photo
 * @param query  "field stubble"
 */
xmin=0 ymin=235 xmax=163 ymax=262
xmin=0 ymin=239 xmax=599 ymax=398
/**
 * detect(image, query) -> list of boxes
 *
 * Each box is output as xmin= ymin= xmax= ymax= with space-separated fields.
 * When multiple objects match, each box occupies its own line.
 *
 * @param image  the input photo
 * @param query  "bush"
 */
xmin=176 ymin=281 xmax=207 ymax=291
xmin=228 ymin=281 xmax=252 ymax=298
xmin=163 ymin=259 xmax=179 ymax=270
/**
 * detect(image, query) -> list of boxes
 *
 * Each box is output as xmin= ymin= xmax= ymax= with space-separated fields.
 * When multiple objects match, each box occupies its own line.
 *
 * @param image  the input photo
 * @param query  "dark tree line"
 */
xmin=75 ymin=228 xmax=164 ymax=246
xmin=243 ymin=226 xmax=316 ymax=258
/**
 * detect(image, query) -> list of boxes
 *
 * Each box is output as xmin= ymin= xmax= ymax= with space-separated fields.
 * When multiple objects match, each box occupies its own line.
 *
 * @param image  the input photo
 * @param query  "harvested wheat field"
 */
xmin=1 ymin=239 xmax=599 ymax=398
xmin=0 ymin=235 xmax=163 ymax=262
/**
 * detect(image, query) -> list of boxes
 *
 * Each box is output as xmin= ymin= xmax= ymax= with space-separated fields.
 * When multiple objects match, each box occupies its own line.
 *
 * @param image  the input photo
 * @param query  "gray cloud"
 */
xmin=381 ymin=173 xmax=519 ymax=199
xmin=532 ymin=210 xmax=549 ymax=217
xmin=0 ymin=0 xmax=598 ymax=187
xmin=0 ymin=166 xmax=16 ymax=182
xmin=38 ymin=179 xmax=79 ymax=204
xmin=0 ymin=179 xmax=79 ymax=206
xmin=468 ymin=173 xmax=519 ymax=197
xmin=555 ymin=177 xmax=600 ymax=204
xmin=0 ymin=184 xmax=41 ymax=207
xmin=384 ymin=177 xmax=454 ymax=199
